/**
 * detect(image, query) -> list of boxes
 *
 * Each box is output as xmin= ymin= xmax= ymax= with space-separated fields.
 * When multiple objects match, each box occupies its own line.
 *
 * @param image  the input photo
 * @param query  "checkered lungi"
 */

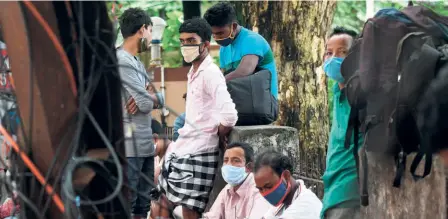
xmin=159 ymin=151 xmax=219 ymax=213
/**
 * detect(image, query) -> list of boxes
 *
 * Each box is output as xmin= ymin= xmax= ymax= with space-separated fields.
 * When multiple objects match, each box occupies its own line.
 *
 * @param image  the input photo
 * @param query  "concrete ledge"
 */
xmin=229 ymin=125 xmax=300 ymax=169
xmin=205 ymin=125 xmax=299 ymax=211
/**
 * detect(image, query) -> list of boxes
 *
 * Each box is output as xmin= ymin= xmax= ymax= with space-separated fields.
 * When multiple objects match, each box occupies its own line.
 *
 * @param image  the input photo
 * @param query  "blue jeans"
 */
xmin=127 ymin=156 xmax=154 ymax=217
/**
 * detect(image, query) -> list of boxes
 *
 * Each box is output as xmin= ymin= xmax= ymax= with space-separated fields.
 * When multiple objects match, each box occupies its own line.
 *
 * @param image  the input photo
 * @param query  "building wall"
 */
xmin=150 ymin=66 xmax=189 ymax=127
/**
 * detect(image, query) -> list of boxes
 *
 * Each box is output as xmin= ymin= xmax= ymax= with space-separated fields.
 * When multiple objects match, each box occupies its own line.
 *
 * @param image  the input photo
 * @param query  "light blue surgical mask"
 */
xmin=221 ymin=165 xmax=248 ymax=187
xmin=324 ymin=57 xmax=345 ymax=83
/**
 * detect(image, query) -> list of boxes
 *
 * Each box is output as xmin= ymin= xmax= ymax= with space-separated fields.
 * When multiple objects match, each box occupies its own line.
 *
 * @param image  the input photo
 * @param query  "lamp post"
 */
xmin=150 ymin=16 xmax=166 ymax=67
xmin=150 ymin=16 xmax=169 ymax=117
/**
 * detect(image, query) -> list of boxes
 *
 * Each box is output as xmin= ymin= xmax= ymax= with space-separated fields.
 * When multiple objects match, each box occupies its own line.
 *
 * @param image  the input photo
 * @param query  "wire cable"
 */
xmin=0 ymin=124 xmax=65 ymax=213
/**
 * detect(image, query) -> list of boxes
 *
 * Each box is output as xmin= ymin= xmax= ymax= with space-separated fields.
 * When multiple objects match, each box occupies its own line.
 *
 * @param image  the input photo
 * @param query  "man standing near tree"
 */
xmin=117 ymin=8 xmax=161 ymax=219
xmin=321 ymin=27 xmax=362 ymax=219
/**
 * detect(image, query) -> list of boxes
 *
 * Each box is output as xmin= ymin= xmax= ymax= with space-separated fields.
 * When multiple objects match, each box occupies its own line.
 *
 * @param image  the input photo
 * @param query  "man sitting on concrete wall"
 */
xmin=204 ymin=2 xmax=278 ymax=126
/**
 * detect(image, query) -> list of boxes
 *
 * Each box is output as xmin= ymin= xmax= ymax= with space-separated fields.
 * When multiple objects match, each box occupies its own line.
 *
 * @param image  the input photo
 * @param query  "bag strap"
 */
xmin=393 ymin=151 xmax=407 ymax=187
xmin=353 ymin=130 xmax=369 ymax=206
xmin=360 ymin=143 xmax=369 ymax=206
xmin=348 ymin=109 xmax=369 ymax=206
xmin=410 ymin=130 xmax=433 ymax=180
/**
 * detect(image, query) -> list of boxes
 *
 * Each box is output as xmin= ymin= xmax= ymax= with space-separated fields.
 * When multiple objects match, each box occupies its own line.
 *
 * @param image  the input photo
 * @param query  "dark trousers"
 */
xmin=127 ymin=156 xmax=154 ymax=217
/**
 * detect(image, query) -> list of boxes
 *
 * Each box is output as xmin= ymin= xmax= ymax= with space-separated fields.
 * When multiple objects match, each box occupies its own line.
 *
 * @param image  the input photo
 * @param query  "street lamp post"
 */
xmin=150 ymin=17 xmax=169 ymax=117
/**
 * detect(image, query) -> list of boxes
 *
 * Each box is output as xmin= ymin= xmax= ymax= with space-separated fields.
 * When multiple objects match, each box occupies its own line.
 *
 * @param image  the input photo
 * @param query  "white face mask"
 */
xmin=181 ymin=45 xmax=201 ymax=63
xmin=142 ymin=25 xmax=152 ymax=42
xmin=138 ymin=26 xmax=152 ymax=53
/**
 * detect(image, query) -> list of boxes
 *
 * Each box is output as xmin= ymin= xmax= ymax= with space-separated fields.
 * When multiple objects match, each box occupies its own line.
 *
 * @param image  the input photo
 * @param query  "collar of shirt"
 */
xmin=187 ymin=55 xmax=214 ymax=82
xmin=227 ymin=173 xmax=255 ymax=197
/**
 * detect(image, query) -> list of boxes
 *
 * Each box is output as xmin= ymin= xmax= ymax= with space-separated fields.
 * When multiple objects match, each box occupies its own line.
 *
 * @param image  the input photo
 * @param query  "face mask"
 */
xmin=138 ymin=38 xmax=149 ymax=53
xmin=138 ymin=25 xmax=152 ymax=53
xmin=261 ymin=176 xmax=290 ymax=206
xmin=215 ymin=26 xmax=234 ymax=47
xmin=181 ymin=44 xmax=202 ymax=63
xmin=221 ymin=165 xmax=248 ymax=187
xmin=323 ymin=57 xmax=345 ymax=83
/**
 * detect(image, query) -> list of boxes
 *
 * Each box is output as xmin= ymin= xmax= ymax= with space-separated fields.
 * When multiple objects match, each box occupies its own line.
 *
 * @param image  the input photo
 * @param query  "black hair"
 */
xmin=254 ymin=150 xmax=293 ymax=176
xmin=182 ymin=93 xmax=187 ymax=100
xmin=226 ymin=142 xmax=254 ymax=164
xmin=119 ymin=8 xmax=152 ymax=38
xmin=204 ymin=2 xmax=237 ymax=27
xmin=329 ymin=26 xmax=358 ymax=39
xmin=179 ymin=17 xmax=212 ymax=42
xmin=151 ymin=119 xmax=163 ymax=135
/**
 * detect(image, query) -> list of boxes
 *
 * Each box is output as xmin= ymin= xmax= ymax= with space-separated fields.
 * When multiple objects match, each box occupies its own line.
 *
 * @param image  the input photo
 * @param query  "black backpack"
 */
xmin=341 ymin=6 xmax=448 ymax=206
xmin=225 ymin=67 xmax=278 ymax=126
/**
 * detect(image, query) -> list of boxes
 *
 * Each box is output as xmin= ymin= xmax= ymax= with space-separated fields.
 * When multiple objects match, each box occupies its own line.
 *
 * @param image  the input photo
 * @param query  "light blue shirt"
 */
xmin=219 ymin=28 xmax=278 ymax=99
xmin=172 ymin=112 xmax=185 ymax=141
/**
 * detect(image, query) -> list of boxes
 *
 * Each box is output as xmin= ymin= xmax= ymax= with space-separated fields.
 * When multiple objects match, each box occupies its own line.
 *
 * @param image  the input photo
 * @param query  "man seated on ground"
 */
xmin=172 ymin=93 xmax=186 ymax=142
xmin=254 ymin=150 xmax=322 ymax=219
xmin=204 ymin=2 xmax=278 ymax=99
xmin=203 ymin=142 xmax=271 ymax=219
xmin=150 ymin=17 xmax=238 ymax=219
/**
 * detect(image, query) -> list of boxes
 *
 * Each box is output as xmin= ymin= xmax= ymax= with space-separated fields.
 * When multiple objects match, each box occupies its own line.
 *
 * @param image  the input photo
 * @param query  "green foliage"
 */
xmin=108 ymin=0 xmax=219 ymax=68
xmin=108 ymin=0 xmax=184 ymax=67
xmin=333 ymin=0 xmax=448 ymax=32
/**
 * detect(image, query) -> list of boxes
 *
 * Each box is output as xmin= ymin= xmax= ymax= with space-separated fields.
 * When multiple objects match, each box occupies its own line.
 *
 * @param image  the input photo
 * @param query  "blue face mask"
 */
xmin=221 ymin=165 xmax=248 ymax=187
xmin=324 ymin=57 xmax=345 ymax=83
xmin=262 ymin=177 xmax=290 ymax=206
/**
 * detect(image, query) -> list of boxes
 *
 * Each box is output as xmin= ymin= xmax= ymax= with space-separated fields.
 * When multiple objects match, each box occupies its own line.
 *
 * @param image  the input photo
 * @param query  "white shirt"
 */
xmin=166 ymin=55 xmax=237 ymax=157
xmin=263 ymin=180 xmax=322 ymax=219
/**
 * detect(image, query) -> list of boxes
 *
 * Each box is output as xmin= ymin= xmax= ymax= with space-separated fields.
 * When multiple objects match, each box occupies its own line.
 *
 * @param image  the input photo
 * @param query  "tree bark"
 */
xmin=232 ymin=1 xmax=335 ymax=152
xmin=361 ymin=152 xmax=446 ymax=219
xmin=206 ymin=3 xmax=335 ymax=209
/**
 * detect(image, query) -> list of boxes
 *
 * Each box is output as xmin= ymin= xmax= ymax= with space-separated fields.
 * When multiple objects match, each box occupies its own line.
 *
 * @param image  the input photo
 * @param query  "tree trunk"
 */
xmin=231 ymin=2 xmax=335 ymax=194
xmin=233 ymin=1 xmax=334 ymax=151
xmin=361 ymin=152 xmax=446 ymax=219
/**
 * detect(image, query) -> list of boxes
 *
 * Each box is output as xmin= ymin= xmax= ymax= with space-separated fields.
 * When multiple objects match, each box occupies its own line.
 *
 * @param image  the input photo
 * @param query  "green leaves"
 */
xmin=332 ymin=0 xmax=448 ymax=32
xmin=108 ymin=0 xmax=184 ymax=68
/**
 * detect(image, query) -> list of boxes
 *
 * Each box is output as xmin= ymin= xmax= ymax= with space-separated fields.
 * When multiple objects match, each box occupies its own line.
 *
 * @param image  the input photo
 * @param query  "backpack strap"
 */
xmin=344 ymin=109 xmax=357 ymax=149
xmin=393 ymin=151 xmax=407 ymax=187
xmin=410 ymin=129 xmax=433 ymax=180
xmin=347 ymin=109 xmax=369 ymax=206
xmin=360 ymin=143 xmax=369 ymax=206
xmin=354 ymin=130 xmax=369 ymax=206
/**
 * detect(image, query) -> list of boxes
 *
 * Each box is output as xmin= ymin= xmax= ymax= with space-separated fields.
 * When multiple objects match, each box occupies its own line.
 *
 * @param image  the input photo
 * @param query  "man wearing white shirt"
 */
xmin=253 ymin=150 xmax=322 ymax=219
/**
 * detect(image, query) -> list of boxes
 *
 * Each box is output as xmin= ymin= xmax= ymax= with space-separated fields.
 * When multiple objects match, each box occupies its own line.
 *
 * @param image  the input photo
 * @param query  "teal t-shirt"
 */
xmin=321 ymin=84 xmax=362 ymax=218
xmin=219 ymin=27 xmax=278 ymax=99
